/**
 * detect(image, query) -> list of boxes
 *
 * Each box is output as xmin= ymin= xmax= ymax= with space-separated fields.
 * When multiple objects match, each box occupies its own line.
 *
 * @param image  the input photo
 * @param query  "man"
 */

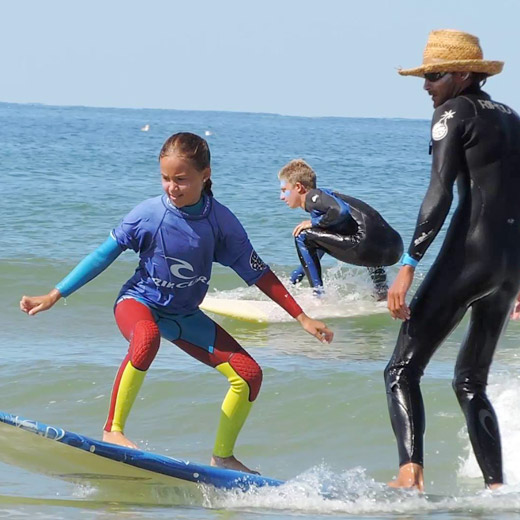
xmin=385 ymin=29 xmax=520 ymax=491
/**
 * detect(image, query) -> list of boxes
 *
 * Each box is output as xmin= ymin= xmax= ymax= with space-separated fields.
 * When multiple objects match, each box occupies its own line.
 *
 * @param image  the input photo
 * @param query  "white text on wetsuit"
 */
xmin=153 ymin=276 xmax=210 ymax=289
xmin=478 ymin=100 xmax=512 ymax=114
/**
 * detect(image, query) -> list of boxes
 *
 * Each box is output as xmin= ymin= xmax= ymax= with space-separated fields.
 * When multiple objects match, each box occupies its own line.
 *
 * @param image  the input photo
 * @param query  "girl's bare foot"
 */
xmin=211 ymin=455 xmax=260 ymax=475
xmin=102 ymin=430 xmax=139 ymax=449
xmin=388 ymin=462 xmax=424 ymax=492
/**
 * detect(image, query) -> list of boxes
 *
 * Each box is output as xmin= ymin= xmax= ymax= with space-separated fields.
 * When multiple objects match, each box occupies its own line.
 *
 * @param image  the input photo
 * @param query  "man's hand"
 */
xmin=292 ymin=220 xmax=312 ymax=237
xmin=511 ymin=293 xmax=520 ymax=320
xmin=387 ymin=266 xmax=415 ymax=320
xmin=296 ymin=313 xmax=334 ymax=343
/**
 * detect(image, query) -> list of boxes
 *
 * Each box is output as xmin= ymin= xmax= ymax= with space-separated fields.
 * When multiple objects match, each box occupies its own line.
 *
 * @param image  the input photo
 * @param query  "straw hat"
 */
xmin=398 ymin=29 xmax=503 ymax=77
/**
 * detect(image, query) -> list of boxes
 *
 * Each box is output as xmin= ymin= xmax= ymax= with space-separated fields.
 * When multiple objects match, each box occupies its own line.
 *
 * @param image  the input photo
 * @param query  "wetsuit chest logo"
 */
xmin=432 ymin=110 xmax=456 ymax=141
xmin=166 ymin=257 xmax=197 ymax=279
xmin=152 ymin=257 xmax=210 ymax=289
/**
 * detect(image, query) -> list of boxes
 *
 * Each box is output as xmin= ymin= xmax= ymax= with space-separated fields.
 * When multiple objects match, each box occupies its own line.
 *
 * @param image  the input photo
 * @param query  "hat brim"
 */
xmin=398 ymin=59 xmax=504 ymax=77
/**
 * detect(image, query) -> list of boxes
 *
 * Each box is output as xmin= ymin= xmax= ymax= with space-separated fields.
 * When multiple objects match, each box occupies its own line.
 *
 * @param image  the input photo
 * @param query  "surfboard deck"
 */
xmin=0 ymin=411 xmax=283 ymax=491
xmin=200 ymin=296 xmax=387 ymax=323
xmin=200 ymin=298 xmax=277 ymax=322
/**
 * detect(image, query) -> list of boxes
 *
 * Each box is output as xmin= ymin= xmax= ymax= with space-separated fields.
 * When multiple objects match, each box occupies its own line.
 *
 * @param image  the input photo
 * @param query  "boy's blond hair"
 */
xmin=278 ymin=159 xmax=317 ymax=189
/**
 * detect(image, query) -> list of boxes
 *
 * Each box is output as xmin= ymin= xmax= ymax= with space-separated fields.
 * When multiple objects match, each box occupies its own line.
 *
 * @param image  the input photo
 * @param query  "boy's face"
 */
xmin=280 ymin=180 xmax=302 ymax=209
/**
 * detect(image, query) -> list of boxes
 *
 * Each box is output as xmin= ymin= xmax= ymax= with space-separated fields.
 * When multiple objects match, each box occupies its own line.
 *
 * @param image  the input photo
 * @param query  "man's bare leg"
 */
xmin=211 ymin=455 xmax=259 ymax=475
xmin=103 ymin=430 xmax=138 ymax=449
xmin=388 ymin=462 xmax=424 ymax=492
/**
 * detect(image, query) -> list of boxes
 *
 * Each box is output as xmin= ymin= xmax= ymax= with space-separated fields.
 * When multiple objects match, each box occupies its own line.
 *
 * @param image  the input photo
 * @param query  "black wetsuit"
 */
xmin=292 ymin=188 xmax=403 ymax=297
xmin=384 ymin=86 xmax=520 ymax=486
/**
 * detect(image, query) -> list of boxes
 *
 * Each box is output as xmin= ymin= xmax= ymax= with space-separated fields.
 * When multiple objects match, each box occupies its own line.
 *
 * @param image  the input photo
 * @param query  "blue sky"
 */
xmin=2 ymin=0 xmax=518 ymax=119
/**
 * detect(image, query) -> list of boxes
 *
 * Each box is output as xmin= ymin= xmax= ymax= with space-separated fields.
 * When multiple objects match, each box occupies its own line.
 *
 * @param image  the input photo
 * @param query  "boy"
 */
xmin=279 ymin=159 xmax=403 ymax=300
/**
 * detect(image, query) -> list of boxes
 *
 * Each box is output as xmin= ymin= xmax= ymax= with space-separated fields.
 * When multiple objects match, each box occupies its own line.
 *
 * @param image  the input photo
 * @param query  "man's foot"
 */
xmin=388 ymin=463 xmax=424 ymax=492
xmin=211 ymin=455 xmax=260 ymax=475
xmin=488 ymin=483 xmax=503 ymax=491
xmin=103 ymin=430 xmax=139 ymax=449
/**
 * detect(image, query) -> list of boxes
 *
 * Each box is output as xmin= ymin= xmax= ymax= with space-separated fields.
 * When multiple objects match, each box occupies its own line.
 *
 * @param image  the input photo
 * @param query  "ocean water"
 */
xmin=2 ymin=101 xmax=520 ymax=519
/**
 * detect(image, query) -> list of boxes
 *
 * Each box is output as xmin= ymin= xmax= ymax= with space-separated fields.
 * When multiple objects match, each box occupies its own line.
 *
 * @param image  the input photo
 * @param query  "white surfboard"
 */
xmin=200 ymin=298 xmax=278 ymax=323
xmin=200 ymin=296 xmax=387 ymax=323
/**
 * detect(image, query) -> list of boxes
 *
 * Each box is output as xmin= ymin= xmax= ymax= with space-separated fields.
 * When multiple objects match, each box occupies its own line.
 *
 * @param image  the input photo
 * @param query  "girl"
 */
xmin=20 ymin=132 xmax=333 ymax=474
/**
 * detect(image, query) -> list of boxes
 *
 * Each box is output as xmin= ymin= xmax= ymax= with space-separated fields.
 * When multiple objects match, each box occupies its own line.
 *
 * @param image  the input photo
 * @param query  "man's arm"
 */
xmin=404 ymin=101 xmax=465 ymax=266
xmin=389 ymin=99 xmax=466 ymax=319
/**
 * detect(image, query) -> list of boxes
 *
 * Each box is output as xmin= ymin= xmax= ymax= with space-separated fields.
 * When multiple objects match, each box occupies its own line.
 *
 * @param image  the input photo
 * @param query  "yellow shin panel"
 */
xmin=213 ymin=362 xmax=253 ymax=458
xmin=110 ymin=362 xmax=146 ymax=433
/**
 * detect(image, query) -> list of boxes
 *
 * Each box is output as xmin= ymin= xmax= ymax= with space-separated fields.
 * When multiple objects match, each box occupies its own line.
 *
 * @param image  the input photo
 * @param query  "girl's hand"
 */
xmin=296 ymin=313 xmax=334 ymax=343
xmin=387 ymin=266 xmax=414 ymax=320
xmin=292 ymin=220 xmax=312 ymax=237
xmin=20 ymin=289 xmax=61 ymax=316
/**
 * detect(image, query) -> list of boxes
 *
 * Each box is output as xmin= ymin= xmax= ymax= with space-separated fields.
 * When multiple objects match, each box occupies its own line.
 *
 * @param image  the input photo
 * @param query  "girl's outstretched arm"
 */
xmin=20 ymin=235 xmax=124 ymax=316
xmin=20 ymin=288 xmax=62 ymax=316
xmin=255 ymin=270 xmax=334 ymax=344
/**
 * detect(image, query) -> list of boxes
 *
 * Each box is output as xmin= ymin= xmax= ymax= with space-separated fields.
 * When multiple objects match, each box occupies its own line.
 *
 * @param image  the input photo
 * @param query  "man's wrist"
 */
xmin=401 ymin=253 xmax=419 ymax=268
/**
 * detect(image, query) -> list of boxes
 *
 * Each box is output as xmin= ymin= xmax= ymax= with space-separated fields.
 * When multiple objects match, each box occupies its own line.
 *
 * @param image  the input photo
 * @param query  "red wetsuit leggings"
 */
xmin=104 ymin=297 xmax=262 ymax=457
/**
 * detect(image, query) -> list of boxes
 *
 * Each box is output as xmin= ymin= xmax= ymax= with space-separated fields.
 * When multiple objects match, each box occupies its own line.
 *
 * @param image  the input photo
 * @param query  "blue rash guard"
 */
xmin=56 ymin=194 xmax=269 ymax=314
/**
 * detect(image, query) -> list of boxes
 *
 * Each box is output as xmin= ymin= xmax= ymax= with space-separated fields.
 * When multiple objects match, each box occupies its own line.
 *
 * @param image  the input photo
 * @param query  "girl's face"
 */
xmin=160 ymin=154 xmax=211 ymax=208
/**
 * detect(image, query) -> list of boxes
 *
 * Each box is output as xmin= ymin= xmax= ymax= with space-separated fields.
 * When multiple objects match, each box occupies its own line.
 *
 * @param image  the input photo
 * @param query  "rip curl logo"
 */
xmin=166 ymin=257 xmax=196 ymax=279
xmin=153 ymin=257 xmax=210 ymax=289
xmin=250 ymin=250 xmax=267 ymax=271
xmin=432 ymin=110 xmax=456 ymax=141
xmin=311 ymin=194 xmax=319 ymax=203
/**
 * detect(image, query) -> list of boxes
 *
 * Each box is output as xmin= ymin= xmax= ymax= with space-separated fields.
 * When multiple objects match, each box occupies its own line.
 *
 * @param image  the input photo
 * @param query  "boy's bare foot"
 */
xmin=388 ymin=462 xmax=424 ymax=492
xmin=211 ymin=455 xmax=260 ymax=475
xmin=102 ymin=430 xmax=139 ymax=449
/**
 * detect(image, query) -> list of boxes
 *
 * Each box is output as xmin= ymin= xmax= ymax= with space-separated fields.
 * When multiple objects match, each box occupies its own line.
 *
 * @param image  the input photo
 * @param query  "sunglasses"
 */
xmin=423 ymin=72 xmax=450 ymax=82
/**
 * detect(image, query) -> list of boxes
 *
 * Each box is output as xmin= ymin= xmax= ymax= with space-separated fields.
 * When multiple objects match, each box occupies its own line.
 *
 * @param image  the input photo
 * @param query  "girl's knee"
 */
xmin=229 ymin=353 xmax=263 ymax=401
xmin=130 ymin=320 xmax=160 ymax=370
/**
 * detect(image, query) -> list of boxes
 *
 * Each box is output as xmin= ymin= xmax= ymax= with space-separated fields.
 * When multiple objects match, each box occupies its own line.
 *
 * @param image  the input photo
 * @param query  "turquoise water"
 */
xmin=2 ymin=101 xmax=520 ymax=518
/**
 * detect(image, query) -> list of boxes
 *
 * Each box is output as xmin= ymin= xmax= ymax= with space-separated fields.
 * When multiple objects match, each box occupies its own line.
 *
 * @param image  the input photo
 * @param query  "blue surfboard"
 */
xmin=0 ymin=411 xmax=283 ymax=491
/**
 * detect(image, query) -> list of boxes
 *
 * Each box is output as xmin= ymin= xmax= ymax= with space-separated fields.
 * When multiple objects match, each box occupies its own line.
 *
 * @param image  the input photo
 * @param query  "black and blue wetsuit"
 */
xmin=292 ymin=188 xmax=403 ymax=298
xmin=384 ymin=85 xmax=520 ymax=486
